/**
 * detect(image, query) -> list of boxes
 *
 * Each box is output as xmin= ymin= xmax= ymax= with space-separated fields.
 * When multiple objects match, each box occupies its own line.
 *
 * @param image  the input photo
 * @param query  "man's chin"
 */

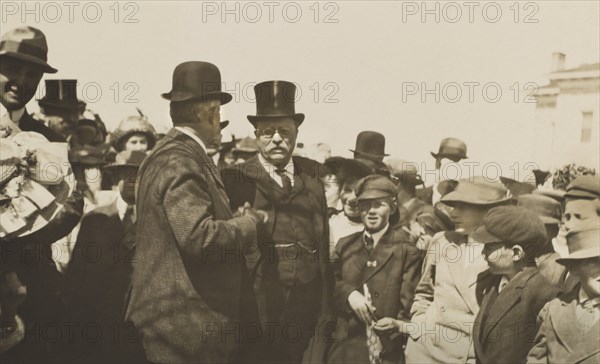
xmin=0 ymin=98 xmax=26 ymax=111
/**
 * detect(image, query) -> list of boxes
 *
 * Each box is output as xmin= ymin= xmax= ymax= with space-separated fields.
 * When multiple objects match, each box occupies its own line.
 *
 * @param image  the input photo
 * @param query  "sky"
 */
xmin=2 ymin=0 xmax=599 ymax=179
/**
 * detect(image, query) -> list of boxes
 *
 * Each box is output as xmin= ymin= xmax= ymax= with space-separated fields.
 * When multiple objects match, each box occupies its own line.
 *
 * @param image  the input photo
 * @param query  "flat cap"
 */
xmin=472 ymin=206 xmax=547 ymax=247
xmin=355 ymin=174 xmax=397 ymax=201
xmin=517 ymin=194 xmax=562 ymax=225
xmin=565 ymin=175 xmax=600 ymax=200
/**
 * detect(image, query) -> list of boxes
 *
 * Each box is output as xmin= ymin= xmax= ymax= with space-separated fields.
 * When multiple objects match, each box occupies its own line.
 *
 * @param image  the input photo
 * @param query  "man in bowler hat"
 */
xmin=222 ymin=80 xmax=331 ymax=363
xmin=125 ymin=61 xmax=265 ymax=363
xmin=0 ymin=26 xmax=64 ymax=142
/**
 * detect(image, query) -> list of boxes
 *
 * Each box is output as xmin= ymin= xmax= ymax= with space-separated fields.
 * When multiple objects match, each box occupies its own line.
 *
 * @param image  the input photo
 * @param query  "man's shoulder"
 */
xmin=19 ymin=112 xmax=65 ymax=142
xmin=293 ymin=156 xmax=327 ymax=180
xmin=337 ymin=230 xmax=363 ymax=250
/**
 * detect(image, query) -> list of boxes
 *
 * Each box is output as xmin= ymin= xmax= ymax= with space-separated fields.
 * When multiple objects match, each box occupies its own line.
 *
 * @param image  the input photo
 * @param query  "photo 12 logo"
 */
xmin=401 ymin=82 xmax=539 ymax=104
xmin=1 ymin=2 xmax=140 ymax=24
xmin=201 ymin=1 xmax=340 ymax=23
xmin=401 ymin=1 xmax=540 ymax=24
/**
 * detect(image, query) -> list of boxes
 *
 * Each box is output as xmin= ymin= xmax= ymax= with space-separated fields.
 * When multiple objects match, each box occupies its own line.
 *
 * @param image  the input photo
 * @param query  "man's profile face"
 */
xmin=254 ymin=118 xmax=298 ymax=167
xmin=0 ymin=57 xmax=44 ymax=111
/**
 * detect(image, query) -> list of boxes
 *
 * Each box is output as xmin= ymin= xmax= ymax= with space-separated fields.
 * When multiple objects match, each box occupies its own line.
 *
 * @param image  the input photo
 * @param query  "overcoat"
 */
xmin=124 ymin=128 xmax=257 ymax=363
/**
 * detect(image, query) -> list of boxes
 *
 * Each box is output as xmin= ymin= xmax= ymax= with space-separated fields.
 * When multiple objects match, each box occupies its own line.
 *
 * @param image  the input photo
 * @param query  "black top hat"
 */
xmin=162 ymin=61 xmax=232 ymax=104
xmin=38 ymin=80 xmax=82 ymax=111
xmin=0 ymin=26 xmax=57 ymax=73
xmin=350 ymin=131 xmax=389 ymax=162
xmin=247 ymin=81 xmax=305 ymax=126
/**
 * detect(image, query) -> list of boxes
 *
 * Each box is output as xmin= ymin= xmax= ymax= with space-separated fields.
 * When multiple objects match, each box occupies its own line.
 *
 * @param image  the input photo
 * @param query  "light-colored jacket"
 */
xmin=405 ymin=231 xmax=493 ymax=363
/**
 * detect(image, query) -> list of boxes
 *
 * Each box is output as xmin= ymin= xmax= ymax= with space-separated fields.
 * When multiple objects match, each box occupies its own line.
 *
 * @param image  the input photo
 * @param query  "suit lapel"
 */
xmin=483 ymin=268 xmax=536 ymax=340
xmin=245 ymin=156 xmax=288 ymax=198
xmin=444 ymin=236 xmax=482 ymax=315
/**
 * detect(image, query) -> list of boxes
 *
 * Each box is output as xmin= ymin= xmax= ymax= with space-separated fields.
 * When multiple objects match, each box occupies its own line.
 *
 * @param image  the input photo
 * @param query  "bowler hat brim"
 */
xmin=324 ymin=157 xmax=373 ymax=180
xmin=247 ymin=114 xmax=305 ymax=126
xmin=161 ymin=91 xmax=233 ymax=105
xmin=430 ymin=152 xmax=468 ymax=162
xmin=0 ymin=52 xmax=57 ymax=73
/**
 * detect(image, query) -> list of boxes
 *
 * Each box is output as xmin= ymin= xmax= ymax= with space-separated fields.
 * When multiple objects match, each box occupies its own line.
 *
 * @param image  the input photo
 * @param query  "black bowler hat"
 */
xmin=247 ymin=80 xmax=305 ymax=126
xmin=0 ymin=26 xmax=57 ymax=73
xmin=350 ymin=131 xmax=389 ymax=162
xmin=37 ymin=80 xmax=82 ymax=111
xmin=162 ymin=61 xmax=232 ymax=104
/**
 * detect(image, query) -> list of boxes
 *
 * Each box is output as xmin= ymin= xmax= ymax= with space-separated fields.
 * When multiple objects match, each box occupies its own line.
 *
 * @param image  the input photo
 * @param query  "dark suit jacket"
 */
xmin=527 ymin=284 xmax=600 ymax=364
xmin=221 ymin=155 xmax=331 ymax=301
xmin=474 ymin=267 xmax=558 ymax=364
xmin=327 ymin=228 xmax=422 ymax=364
xmin=124 ymin=128 xmax=257 ymax=363
xmin=62 ymin=200 xmax=138 ymax=363
xmin=18 ymin=109 xmax=66 ymax=142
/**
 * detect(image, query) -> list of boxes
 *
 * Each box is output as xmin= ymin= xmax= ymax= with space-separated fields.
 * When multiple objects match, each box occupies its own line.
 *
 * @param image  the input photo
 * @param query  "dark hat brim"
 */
xmin=324 ymin=157 xmax=373 ymax=180
xmin=247 ymin=113 xmax=305 ymax=126
xmin=103 ymin=163 xmax=139 ymax=173
xmin=430 ymin=151 xmax=468 ymax=162
xmin=38 ymin=99 xmax=82 ymax=111
xmin=220 ymin=120 xmax=229 ymax=129
xmin=0 ymin=52 xmax=57 ymax=73
xmin=471 ymin=226 xmax=504 ymax=244
xmin=349 ymin=150 xmax=390 ymax=158
xmin=161 ymin=91 xmax=232 ymax=105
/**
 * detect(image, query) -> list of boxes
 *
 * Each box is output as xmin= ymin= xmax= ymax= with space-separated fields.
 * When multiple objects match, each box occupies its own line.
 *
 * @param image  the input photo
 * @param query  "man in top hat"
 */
xmin=472 ymin=206 xmax=558 ymax=364
xmin=517 ymin=194 xmax=566 ymax=287
xmin=0 ymin=26 xmax=64 ymax=142
xmin=405 ymin=177 xmax=511 ymax=364
xmin=125 ymin=61 xmax=265 ymax=363
xmin=416 ymin=137 xmax=468 ymax=205
xmin=327 ymin=175 xmax=422 ymax=364
xmin=222 ymin=80 xmax=330 ymax=363
xmin=37 ymin=79 xmax=83 ymax=142
xmin=62 ymin=150 xmax=147 ymax=363
xmin=527 ymin=219 xmax=600 ymax=364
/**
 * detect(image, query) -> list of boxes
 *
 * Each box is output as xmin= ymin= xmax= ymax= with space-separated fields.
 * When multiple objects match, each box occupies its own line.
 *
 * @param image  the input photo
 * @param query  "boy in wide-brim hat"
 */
xmin=527 ymin=220 xmax=600 ymax=364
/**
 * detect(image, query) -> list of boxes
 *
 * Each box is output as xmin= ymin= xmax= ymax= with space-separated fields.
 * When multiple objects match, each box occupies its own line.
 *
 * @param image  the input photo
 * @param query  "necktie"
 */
xmin=365 ymin=235 xmax=374 ymax=256
xmin=275 ymin=168 xmax=292 ymax=194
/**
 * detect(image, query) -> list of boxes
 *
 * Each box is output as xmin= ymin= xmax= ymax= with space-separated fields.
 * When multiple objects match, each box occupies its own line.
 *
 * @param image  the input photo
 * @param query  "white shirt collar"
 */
xmin=498 ymin=275 xmax=510 ymax=293
xmin=175 ymin=127 xmax=208 ymax=153
xmin=364 ymin=223 xmax=390 ymax=249
xmin=258 ymin=153 xmax=295 ymax=187
xmin=116 ymin=194 xmax=130 ymax=221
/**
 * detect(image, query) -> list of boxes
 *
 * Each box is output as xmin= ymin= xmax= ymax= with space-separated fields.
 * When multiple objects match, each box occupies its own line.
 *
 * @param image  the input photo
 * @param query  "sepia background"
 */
xmin=2 ymin=0 xmax=599 ymax=180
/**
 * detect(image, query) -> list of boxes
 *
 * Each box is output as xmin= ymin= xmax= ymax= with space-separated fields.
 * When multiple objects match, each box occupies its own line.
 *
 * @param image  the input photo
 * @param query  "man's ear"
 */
xmin=511 ymin=245 xmax=525 ymax=262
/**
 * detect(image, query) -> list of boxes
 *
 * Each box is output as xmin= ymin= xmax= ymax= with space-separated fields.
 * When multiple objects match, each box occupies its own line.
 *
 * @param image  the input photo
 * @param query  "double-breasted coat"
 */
xmin=124 ymin=128 xmax=257 ymax=363
xmin=327 ymin=227 xmax=422 ymax=364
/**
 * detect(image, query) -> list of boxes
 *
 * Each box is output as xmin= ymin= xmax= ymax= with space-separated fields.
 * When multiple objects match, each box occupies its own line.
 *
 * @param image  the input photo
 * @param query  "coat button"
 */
xmin=440 ymin=306 xmax=446 ymax=312
xmin=373 ymin=292 xmax=379 ymax=298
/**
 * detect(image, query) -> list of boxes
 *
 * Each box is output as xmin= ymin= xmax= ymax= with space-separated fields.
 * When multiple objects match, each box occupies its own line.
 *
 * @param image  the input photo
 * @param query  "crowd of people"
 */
xmin=1 ymin=26 xmax=599 ymax=364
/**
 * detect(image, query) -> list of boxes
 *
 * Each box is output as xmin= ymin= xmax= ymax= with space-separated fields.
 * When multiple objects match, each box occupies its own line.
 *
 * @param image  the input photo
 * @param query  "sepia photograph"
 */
xmin=0 ymin=1 xmax=599 ymax=363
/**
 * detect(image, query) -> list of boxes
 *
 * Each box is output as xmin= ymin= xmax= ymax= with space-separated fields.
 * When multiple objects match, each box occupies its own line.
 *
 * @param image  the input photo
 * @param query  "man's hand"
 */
xmin=240 ymin=202 xmax=269 ymax=225
xmin=348 ymin=290 xmax=376 ymax=325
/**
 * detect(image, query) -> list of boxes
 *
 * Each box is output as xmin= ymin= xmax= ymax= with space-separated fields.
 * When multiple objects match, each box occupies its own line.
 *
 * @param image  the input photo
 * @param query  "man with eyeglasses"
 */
xmin=222 ymin=80 xmax=331 ymax=364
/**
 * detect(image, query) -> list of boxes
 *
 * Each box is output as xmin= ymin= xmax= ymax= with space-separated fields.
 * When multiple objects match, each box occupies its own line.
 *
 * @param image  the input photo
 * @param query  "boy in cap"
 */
xmin=517 ymin=194 xmax=566 ymax=286
xmin=527 ymin=220 xmax=600 ymax=364
xmin=328 ymin=175 xmax=421 ymax=364
xmin=563 ymin=175 xmax=600 ymax=233
xmin=472 ymin=206 xmax=558 ymax=364
xmin=405 ymin=177 xmax=512 ymax=364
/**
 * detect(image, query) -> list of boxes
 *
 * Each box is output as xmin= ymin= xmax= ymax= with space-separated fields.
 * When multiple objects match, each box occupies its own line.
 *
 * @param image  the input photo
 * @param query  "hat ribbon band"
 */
xmin=0 ymin=40 xmax=47 ymax=61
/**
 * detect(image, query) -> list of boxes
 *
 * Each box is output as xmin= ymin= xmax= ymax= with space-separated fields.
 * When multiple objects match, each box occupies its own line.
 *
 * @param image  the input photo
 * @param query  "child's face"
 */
xmin=564 ymin=199 xmax=599 ymax=232
xmin=567 ymin=258 xmax=600 ymax=298
xmin=124 ymin=134 xmax=149 ymax=152
xmin=482 ymin=242 xmax=520 ymax=275
xmin=359 ymin=197 xmax=394 ymax=233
